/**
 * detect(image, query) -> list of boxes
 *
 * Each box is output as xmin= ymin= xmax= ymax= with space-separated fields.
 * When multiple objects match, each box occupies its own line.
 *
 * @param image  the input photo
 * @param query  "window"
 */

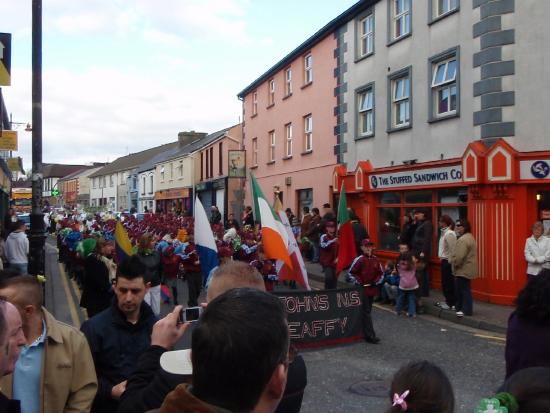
xmin=218 ymin=142 xmax=223 ymax=176
xmin=200 ymin=152 xmax=204 ymax=180
xmin=392 ymin=0 xmax=411 ymax=40
xmin=285 ymin=123 xmax=293 ymax=158
xmin=357 ymin=85 xmax=374 ymax=137
xmin=359 ymin=14 xmax=374 ymax=57
xmin=209 ymin=147 xmax=214 ymax=178
xmin=93 ymin=178 xmax=97 ymax=189
xmin=431 ymin=54 xmax=458 ymax=118
xmin=252 ymin=92 xmax=258 ymax=116
xmin=178 ymin=161 xmax=183 ymax=178
xmin=268 ymin=131 xmax=275 ymax=162
xmin=285 ymin=68 xmax=292 ymax=96
xmin=252 ymin=137 xmax=258 ymax=166
xmin=434 ymin=0 xmax=458 ymax=18
xmin=388 ymin=67 xmax=411 ymax=130
xmin=169 ymin=163 xmax=174 ymax=180
xmin=142 ymin=177 xmax=146 ymax=195
xmin=149 ymin=175 xmax=153 ymax=194
xmin=110 ymin=175 xmax=114 ymax=187
xmin=304 ymin=53 xmax=313 ymax=84
xmin=160 ymin=166 xmax=165 ymax=182
xmin=304 ymin=115 xmax=313 ymax=152
xmin=268 ymin=79 xmax=275 ymax=106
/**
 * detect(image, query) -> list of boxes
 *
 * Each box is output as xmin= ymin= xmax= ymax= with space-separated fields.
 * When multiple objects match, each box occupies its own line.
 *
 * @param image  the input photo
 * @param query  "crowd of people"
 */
xmin=0 ymin=203 xmax=549 ymax=413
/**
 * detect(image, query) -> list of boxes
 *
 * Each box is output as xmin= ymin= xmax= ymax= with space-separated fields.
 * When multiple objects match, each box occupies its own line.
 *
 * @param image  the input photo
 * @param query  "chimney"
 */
xmin=178 ymin=131 xmax=207 ymax=147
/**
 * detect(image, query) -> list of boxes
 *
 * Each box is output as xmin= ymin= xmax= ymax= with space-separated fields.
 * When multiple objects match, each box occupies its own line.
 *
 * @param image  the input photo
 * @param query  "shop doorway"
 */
xmin=536 ymin=190 xmax=550 ymax=233
xmin=297 ymin=188 xmax=313 ymax=220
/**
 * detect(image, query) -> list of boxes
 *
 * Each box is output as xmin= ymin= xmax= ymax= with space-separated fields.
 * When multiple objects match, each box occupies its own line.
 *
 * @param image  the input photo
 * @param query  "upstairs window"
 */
xmin=432 ymin=56 xmax=457 ymax=117
xmin=268 ymin=131 xmax=276 ymax=162
xmin=252 ymin=138 xmax=258 ymax=166
xmin=388 ymin=67 xmax=412 ymax=131
xmin=304 ymin=53 xmax=313 ymax=84
xmin=285 ymin=123 xmax=293 ymax=157
xmin=357 ymin=85 xmax=374 ymax=137
xmin=268 ymin=79 xmax=275 ymax=106
xmin=359 ymin=14 xmax=374 ymax=57
xmin=392 ymin=0 xmax=411 ymax=41
xmin=304 ymin=115 xmax=313 ymax=152
xmin=285 ymin=68 xmax=292 ymax=96
xmin=434 ymin=0 xmax=458 ymax=18
xmin=252 ymin=91 xmax=258 ymax=116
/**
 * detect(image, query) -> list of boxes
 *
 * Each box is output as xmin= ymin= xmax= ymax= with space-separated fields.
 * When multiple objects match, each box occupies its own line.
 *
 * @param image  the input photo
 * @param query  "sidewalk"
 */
xmin=305 ymin=262 xmax=510 ymax=335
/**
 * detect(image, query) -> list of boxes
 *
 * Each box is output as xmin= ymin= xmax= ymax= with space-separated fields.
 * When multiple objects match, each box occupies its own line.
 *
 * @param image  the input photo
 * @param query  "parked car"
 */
xmin=16 ymin=213 xmax=31 ymax=230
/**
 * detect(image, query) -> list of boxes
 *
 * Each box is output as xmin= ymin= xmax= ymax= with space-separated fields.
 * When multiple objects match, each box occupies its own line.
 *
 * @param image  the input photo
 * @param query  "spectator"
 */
xmin=303 ymin=208 xmax=321 ymax=263
xmin=524 ymin=221 xmax=550 ymax=281
xmin=505 ymin=269 xmax=550 ymax=378
xmin=285 ymin=208 xmax=295 ymax=225
xmin=0 ymin=299 xmax=25 ymax=413
xmin=395 ymin=252 xmax=419 ymax=317
xmin=81 ymin=255 xmax=156 ymax=413
xmin=136 ymin=233 xmax=162 ymax=316
xmin=437 ymin=215 xmax=457 ymax=310
xmin=4 ymin=221 xmax=29 ymax=275
xmin=0 ymin=276 xmax=97 ymax=413
xmin=319 ymin=220 xmax=338 ymax=289
xmin=209 ymin=206 xmax=222 ymax=225
xmin=411 ymin=209 xmax=433 ymax=297
xmin=80 ymin=238 xmax=115 ymax=317
xmin=3 ymin=208 xmax=17 ymax=238
xmin=493 ymin=367 xmax=550 ymax=412
xmin=378 ymin=261 xmax=399 ymax=305
xmin=451 ymin=219 xmax=477 ymax=317
xmin=385 ymin=360 xmax=454 ymax=413
xmin=242 ymin=206 xmax=254 ymax=228
xmin=158 ymin=288 xmax=289 ymax=413
xmin=224 ymin=212 xmax=240 ymax=231
xmin=181 ymin=234 xmax=202 ymax=307
xmin=348 ymin=208 xmax=369 ymax=256
xmin=398 ymin=213 xmax=416 ymax=250
xmin=300 ymin=207 xmax=312 ymax=239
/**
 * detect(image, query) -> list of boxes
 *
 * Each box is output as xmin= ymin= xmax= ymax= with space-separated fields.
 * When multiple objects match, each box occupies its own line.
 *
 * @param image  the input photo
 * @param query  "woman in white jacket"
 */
xmin=524 ymin=221 xmax=550 ymax=280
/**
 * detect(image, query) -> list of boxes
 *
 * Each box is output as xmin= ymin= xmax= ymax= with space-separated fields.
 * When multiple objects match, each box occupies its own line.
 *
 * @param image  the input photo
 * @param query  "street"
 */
xmin=44 ymin=238 xmax=504 ymax=413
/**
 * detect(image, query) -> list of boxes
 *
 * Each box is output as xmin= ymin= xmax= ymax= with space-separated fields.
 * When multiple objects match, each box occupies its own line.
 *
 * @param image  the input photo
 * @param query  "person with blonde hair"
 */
xmin=524 ymin=221 xmax=550 ymax=281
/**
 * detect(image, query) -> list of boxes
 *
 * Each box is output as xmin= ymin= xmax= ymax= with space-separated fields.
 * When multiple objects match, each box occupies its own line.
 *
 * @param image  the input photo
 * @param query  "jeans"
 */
xmin=396 ymin=289 xmax=417 ymax=316
xmin=323 ymin=266 xmax=337 ymax=289
xmin=9 ymin=263 xmax=28 ymax=275
xmin=311 ymin=241 xmax=320 ymax=263
xmin=420 ymin=264 xmax=430 ymax=297
xmin=144 ymin=285 xmax=161 ymax=316
xmin=440 ymin=259 xmax=455 ymax=307
xmin=383 ymin=284 xmax=399 ymax=301
xmin=187 ymin=272 xmax=203 ymax=307
xmin=361 ymin=295 xmax=377 ymax=340
xmin=455 ymin=276 xmax=473 ymax=315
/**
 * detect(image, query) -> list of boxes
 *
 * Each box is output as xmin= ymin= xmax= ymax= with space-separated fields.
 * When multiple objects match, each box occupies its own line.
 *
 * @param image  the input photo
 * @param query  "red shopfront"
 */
xmin=334 ymin=139 xmax=550 ymax=305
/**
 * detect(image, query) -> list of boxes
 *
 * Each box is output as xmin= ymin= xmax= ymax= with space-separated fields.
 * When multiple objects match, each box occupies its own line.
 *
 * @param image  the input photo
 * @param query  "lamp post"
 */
xmin=28 ymin=0 xmax=46 ymax=276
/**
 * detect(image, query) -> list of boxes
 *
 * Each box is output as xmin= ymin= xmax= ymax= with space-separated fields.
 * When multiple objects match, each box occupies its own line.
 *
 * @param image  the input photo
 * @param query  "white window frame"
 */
xmin=393 ymin=0 xmax=411 ymax=40
xmin=268 ymin=131 xmax=276 ymax=162
xmin=160 ymin=166 xmax=165 ymax=182
xmin=252 ymin=137 xmax=258 ymax=166
xmin=178 ymin=161 xmax=183 ymax=178
xmin=252 ymin=91 xmax=258 ymax=116
xmin=391 ymin=72 xmax=411 ymax=129
xmin=431 ymin=53 xmax=458 ymax=118
xmin=359 ymin=14 xmax=374 ymax=57
xmin=141 ymin=177 xmax=146 ymax=195
xmin=285 ymin=68 xmax=292 ymax=96
xmin=149 ymin=175 xmax=153 ymax=194
xmin=304 ymin=115 xmax=313 ymax=152
xmin=304 ymin=53 xmax=313 ymax=84
xmin=436 ymin=0 xmax=458 ymax=17
xmin=268 ymin=79 xmax=275 ymax=106
xmin=358 ymin=86 xmax=374 ymax=137
xmin=285 ymin=123 xmax=293 ymax=157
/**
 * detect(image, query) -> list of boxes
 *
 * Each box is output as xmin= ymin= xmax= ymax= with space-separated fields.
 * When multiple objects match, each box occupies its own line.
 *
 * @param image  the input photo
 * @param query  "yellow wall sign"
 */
xmin=0 ymin=33 xmax=11 ymax=86
xmin=0 ymin=130 xmax=18 ymax=151
xmin=7 ymin=157 xmax=21 ymax=171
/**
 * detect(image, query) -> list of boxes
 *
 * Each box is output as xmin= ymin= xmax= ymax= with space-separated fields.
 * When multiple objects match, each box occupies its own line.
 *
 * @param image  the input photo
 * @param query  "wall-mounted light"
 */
xmin=536 ymin=193 xmax=542 ymax=201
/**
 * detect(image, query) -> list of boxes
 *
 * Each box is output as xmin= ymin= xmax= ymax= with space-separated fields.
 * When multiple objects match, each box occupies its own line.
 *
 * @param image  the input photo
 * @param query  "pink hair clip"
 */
xmin=392 ymin=390 xmax=410 ymax=411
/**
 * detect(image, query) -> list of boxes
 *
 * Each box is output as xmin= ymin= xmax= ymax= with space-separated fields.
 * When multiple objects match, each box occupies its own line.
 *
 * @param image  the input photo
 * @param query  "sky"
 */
xmin=2 ymin=0 xmax=359 ymax=171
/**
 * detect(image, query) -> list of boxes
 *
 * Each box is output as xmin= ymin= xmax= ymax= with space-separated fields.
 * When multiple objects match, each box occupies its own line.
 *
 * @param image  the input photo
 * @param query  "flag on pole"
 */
xmin=115 ymin=221 xmax=134 ymax=263
xmin=194 ymin=197 xmax=219 ymax=286
xmin=336 ymin=182 xmax=357 ymax=275
xmin=249 ymin=173 xmax=293 ymax=269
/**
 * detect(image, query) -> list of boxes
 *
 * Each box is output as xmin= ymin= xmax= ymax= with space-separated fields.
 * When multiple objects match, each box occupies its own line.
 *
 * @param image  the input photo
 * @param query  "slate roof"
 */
xmin=43 ymin=163 xmax=87 ymax=179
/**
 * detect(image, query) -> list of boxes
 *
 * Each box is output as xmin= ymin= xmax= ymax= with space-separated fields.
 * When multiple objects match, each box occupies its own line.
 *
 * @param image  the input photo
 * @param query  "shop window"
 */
xmin=404 ymin=190 xmax=432 ymax=203
xmin=379 ymin=192 xmax=401 ymax=204
xmin=438 ymin=188 xmax=467 ymax=204
xmin=378 ymin=208 xmax=401 ymax=250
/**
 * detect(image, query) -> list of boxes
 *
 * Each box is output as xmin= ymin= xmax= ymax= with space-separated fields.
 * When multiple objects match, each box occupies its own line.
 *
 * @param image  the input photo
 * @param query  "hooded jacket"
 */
xmin=5 ymin=230 xmax=29 ymax=264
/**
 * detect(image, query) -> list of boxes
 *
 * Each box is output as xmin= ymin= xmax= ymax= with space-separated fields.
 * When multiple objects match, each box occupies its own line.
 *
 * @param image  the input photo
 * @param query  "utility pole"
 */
xmin=28 ymin=0 xmax=46 ymax=276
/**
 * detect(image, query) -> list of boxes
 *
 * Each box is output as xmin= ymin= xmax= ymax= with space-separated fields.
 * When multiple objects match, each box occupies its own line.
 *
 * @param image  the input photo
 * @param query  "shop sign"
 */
xmin=369 ymin=165 xmax=463 ymax=190
xmin=228 ymin=150 xmax=246 ymax=178
xmin=0 ymin=130 xmax=17 ymax=150
xmin=154 ymin=188 xmax=189 ymax=200
xmin=520 ymin=160 xmax=550 ymax=180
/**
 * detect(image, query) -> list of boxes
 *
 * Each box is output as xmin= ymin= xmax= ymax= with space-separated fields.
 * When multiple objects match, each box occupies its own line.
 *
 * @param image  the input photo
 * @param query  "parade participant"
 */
xmin=411 ymin=209 xmax=433 ymax=297
xmin=395 ymin=252 xmax=419 ymax=317
xmin=451 ymin=219 xmax=477 ymax=317
xmin=242 ymin=205 xmax=254 ymax=228
xmin=238 ymin=232 xmax=260 ymax=263
xmin=319 ymin=220 xmax=338 ymax=289
xmin=436 ymin=215 xmax=457 ymax=310
xmin=349 ymin=239 xmax=383 ymax=344
xmin=505 ymin=269 xmax=550 ymax=379
xmin=250 ymin=246 xmax=278 ymax=292
xmin=158 ymin=288 xmax=289 ymax=413
xmin=385 ymin=361 xmax=454 ymax=413
xmin=136 ymin=233 xmax=163 ymax=316
xmin=4 ymin=221 xmax=29 ymax=275
xmin=0 ymin=276 xmax=97 ymax=413
xmin=222 ymin=227 xmax=241 ymax=256
xmin=80 ymin=238 xmax=115 ymax=317
xmin=162 ymin=246 xmax=183 ymax=306
xmin=303 ymin=207 xmax=321 ymax=263
xmin=81 ymin=255 xmax=156 ymax=413
xmin=181 ymin=233 xmax=202 ymax=307
xmin=349 ymin=208 xmax=369 ymax=257
xmin=524 ymin=221 xmax=550 ymax=280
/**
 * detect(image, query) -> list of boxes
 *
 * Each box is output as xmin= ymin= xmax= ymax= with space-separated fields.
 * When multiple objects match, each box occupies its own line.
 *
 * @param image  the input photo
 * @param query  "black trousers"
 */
xmin=440 ymin=259 xmax=455 ymax=307
xmin=455 ymin=277 xmax=473 ymax=315
xmin=361 ymin=295 xmax=377 ymax=340
xmin=187 ymin=272 xmax=202 ymax=307
xmin=323 ymin=266 xmax=337 ymax=289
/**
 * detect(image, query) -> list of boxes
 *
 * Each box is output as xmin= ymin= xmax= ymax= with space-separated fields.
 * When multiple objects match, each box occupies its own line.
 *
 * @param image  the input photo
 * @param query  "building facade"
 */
xmin=42 ymin=164 xmax=87 ymax=207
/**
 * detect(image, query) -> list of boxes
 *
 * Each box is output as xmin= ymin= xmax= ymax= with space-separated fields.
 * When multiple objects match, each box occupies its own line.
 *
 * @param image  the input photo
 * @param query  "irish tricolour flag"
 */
xmin=249 ymin=173 xmax=293 ymax=271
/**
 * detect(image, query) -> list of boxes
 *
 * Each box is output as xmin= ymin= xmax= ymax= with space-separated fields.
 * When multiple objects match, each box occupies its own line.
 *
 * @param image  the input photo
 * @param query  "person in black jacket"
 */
xmin=80 ymin=239 xmax=115 ymax=317
xmin=348 ymin=208 xmax=369 ymax=256
xmin=210 ymin=206 xmax=222 ymax=225
xmin=136 ymin=233 xmax=162 ymax=316
xmin=81 ymin=255 xmax=157 ymax=413
xmin=411 ymin=209 xmax=433 ymax=297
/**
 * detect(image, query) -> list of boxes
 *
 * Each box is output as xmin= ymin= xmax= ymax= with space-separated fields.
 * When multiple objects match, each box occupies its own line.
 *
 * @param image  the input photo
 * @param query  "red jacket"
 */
xmin=319 ymin=234 xmax=338 ymax=268
xmin=350 ymin=254 xmax=383 ymax=296
xmin=251 ymin=259 xmax=277 ymax=291
xmin=162 ymin=254 xmax=182 ymax=279
xmin=182 ymin=242 xmax=201 ymax=273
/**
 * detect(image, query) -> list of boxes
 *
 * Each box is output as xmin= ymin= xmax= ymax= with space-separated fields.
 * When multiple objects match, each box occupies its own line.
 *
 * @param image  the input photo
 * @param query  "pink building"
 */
xmin=238 ymin=27 xmax=338 ymax=216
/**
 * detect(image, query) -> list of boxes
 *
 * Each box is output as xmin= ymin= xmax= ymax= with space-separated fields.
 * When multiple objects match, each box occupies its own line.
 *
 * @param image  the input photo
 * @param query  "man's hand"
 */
xmin=151 ymin=305 xmax=189 ymax=350
xmin=111 ymin=380 xmax=127 ymax=399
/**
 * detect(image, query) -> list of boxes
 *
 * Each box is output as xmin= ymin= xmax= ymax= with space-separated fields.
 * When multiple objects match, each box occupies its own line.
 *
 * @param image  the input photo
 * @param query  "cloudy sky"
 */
xmin=2 ymin=0 xmax=358 ymax=171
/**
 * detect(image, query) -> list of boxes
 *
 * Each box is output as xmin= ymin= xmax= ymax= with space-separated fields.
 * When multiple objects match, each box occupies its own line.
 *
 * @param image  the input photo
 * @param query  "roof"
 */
xmin=42 ymin=163 xmax=87 ymax=179
xmin=237 ymin=0 xmax=376 ymax=98
xmin=13 ymin=178 xmax=32 ymax=189
xmin=58 ymin=165 xmax=104 ymax=181
xmin=88 ymin=141 xmax=180 ymax=178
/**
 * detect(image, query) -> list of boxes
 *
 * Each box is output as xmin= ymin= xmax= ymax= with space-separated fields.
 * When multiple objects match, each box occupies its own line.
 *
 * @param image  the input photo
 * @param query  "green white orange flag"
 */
xmin=249 ymin=173 xmax=293 ymax=269
xmin=336 ymin=182 xmax=357 ymax=274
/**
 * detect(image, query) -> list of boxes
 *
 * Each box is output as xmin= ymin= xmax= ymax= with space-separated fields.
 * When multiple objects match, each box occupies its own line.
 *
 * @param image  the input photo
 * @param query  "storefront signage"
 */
xmin=274 ymin=286 xmax=363 ymax=349
xmin=228 ymin=150 xmax=246 ymax=178
xmin=520 ymin=160 xmax=550 ymax=180
xmin=369 ymin=165 xmax=463 ymax=190
xmin=154 ymin=187 xmax=189 ymax=200
xmin=0 ymin=130 xmax=17 ymax=150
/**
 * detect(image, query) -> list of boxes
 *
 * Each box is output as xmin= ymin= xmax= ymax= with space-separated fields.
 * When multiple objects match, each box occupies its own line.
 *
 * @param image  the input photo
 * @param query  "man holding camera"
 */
xmin=81 ymin=255 xmax=157 ymax=413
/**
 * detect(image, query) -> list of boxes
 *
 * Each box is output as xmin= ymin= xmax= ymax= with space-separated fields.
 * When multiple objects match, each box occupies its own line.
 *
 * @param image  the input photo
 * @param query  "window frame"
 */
xmin=429 ymin=0 xmax=460 ymax=24
xmin=285 ymin=67 xmax=293 ymax=97
xmin=252 ymin=137 xmax=258 ymax=167
xmin=356 ymin=11 xmax=375 ymax=60
xmin=428 ymin=46 xmax=460 ymax=123
xmin=356 ymin=82 xmax=375 ymax=140
xmin=285 ymin=123 xmax=293 ymax=158
xmin=268 ymin=130 xmax=276 ymax=163
xmin=268 ymin=79 xmax=275 ymax=106
xmin=252 ymin=91 xmax=258 ymax=116
xmin=388 ymin=0 xmax=412 ymax=45
xmin=303 ymin=114 xmax=313 ymax=153
xmin=304 ymin=53 xmax=313 ymax=85
xmin=387 ymin=66 xmax=412 ymax=132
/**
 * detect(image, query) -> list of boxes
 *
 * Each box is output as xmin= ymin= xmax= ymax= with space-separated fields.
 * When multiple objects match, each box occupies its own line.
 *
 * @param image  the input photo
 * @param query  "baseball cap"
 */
xmin=361 ymin=238 xmax=375 ymax=246
xmin=160 ymin=348 xmax=193 ymax=375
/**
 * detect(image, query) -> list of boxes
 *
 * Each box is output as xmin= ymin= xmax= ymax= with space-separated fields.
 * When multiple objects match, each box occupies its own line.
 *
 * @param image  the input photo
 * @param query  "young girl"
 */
xmin=396 ymin=252 xmax=419 ymax=317
xmin=385 ymin=361 xmax=454 ymax=413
